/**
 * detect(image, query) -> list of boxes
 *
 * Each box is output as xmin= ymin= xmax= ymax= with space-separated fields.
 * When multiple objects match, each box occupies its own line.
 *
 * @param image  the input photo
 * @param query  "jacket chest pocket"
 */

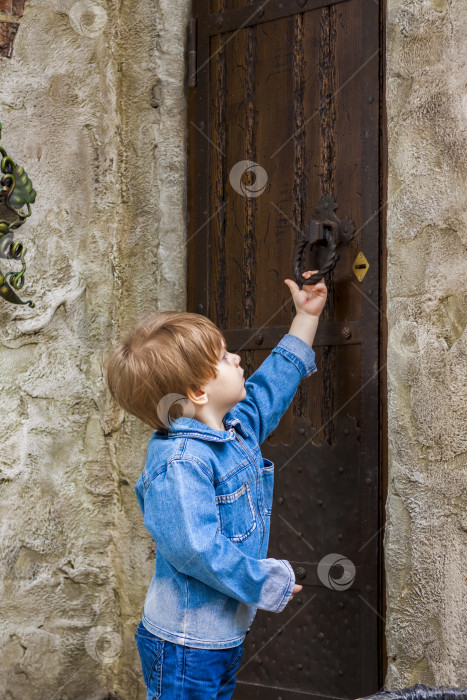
xmin=261 ymin=458 xmax=274 ymax=515
xmin=215 ymin=481 xmax=257 ymax=543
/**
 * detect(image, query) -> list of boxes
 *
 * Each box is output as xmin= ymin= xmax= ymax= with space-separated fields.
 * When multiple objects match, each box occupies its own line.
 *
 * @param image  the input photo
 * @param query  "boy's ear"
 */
xmin=186 ymin=386 xmax=208 ymax=406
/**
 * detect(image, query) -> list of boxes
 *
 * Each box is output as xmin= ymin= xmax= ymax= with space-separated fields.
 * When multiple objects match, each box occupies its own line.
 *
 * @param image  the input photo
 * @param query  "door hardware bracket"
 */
xmin=292 ymin=193 xmax=356 ymax=287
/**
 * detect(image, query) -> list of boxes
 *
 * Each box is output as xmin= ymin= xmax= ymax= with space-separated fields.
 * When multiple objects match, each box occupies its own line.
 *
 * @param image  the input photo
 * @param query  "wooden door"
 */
xmin=187 ymin=0 xmax=384 ymax=697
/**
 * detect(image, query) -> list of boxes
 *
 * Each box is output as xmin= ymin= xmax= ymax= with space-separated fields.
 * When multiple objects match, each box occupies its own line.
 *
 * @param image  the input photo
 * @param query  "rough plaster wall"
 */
xmin=0 ymin=0 xmax=189 ymax=697
xmin=385 ymin=0 xmax=467 ymax=688
xmin=1 ymin=0 xmax=466 ymax=695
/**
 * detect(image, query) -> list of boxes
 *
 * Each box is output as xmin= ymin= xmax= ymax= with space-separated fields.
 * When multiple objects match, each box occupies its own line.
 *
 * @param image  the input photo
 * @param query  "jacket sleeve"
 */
xmin=141 ymin=457 xmax=296 ymax=613
xmin=229 ymin=333 xmax=317 ymax=445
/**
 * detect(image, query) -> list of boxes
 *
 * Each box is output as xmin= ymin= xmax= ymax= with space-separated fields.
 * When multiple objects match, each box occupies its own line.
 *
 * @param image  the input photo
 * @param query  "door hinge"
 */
xmin=188 ymin=17 xmax=197 ymax=87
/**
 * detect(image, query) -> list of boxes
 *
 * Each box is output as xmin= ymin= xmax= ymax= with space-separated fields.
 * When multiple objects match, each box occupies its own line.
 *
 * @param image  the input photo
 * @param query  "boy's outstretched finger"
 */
xmin=302 ymin=269 xmax=319 ymax=281
xmin=291 ymin=583 xmax=303 ymax=599
xmin=284 ymin=279 xmax=299 ymax=293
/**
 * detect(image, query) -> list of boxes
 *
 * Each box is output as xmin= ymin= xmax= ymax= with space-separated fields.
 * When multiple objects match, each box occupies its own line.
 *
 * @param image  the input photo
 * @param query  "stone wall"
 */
xmin=385 ymin=0 xmax=467 ymax=687
xmin=0 ymin=0 xmax=190 ymax=697
xmin=1 ymin=0 xmax=466 ymax=696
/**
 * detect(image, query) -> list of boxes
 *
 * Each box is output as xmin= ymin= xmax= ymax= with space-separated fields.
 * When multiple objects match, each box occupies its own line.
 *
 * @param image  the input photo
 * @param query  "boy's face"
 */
xmin=187 ymin=340 xmax=247 ymax=422
xmin=211 ymin=340 xmax=247 ymax=403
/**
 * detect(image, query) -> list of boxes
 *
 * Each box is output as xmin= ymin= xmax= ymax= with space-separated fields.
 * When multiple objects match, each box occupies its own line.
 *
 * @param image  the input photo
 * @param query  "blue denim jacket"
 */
xmin=135 ymin=333 xmax=317 ymax=649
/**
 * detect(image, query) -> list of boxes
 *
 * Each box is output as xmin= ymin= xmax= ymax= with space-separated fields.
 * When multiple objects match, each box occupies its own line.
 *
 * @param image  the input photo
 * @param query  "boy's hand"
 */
xmin=290 ymin=584 xmax=302 ymax=600
xmin=284 ymin=270 xmax=328 ymax=318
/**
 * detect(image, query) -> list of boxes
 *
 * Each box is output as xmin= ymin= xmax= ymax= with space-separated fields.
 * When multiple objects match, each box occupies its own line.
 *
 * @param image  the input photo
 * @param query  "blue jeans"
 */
xmin=135 ymin=621 xmax=244 ymax=699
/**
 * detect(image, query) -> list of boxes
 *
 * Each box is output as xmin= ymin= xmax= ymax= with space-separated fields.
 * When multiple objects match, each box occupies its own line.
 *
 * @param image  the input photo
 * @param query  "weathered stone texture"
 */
xmin=385 ymin=0 xmax=467 ymax=687
xmin=1 ymin=0 xmax=466 ymax=695
xmin=0 ymin=0 xmax=189 ymax=697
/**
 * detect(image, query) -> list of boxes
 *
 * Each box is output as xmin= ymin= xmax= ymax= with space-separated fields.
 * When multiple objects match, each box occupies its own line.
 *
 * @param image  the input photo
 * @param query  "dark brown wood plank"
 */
xmin=209 ymin=31 xmax=228 ymax=330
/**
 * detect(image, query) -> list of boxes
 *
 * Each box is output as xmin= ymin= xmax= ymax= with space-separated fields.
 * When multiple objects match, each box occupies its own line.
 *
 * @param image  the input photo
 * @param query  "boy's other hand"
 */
xmin=290 ymin=584 xmax=303 ymax=600
xmin=284 ymin=269 xmax=328 ymax=318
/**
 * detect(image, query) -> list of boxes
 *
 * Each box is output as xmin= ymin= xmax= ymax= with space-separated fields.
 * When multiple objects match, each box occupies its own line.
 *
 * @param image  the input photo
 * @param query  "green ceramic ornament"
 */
xmin=0 ymin=121 xmax=36 ymax=308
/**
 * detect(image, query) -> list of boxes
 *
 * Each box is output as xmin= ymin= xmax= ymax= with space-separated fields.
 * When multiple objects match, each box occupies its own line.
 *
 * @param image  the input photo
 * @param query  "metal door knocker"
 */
xmin=293 ymin=194 xmax=356 ymax=287
xmin=0 ymin=121 xmax=37 ymax=308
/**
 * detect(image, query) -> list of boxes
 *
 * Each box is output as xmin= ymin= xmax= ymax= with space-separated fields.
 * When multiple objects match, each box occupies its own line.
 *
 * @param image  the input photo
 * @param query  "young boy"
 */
xmin=105 ymin=269 xmax=327 ymax=699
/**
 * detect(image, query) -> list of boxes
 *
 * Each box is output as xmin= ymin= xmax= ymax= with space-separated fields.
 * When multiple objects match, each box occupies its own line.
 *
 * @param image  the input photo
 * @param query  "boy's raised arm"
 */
xmin=229 ymin=333 xmax=318 ymax=446
xmin=141 ymin=457 xmax=296 ymax=613
xmin=228 ymin=270 xmax=327 ymax=446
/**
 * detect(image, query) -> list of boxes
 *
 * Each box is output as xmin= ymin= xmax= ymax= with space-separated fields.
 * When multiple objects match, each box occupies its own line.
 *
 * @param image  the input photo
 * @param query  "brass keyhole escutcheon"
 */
xmin=352 ymin=251 xmax=369 ymax=282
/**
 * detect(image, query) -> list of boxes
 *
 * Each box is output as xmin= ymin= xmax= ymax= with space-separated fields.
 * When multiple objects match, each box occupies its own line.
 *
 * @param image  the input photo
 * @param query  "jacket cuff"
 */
xmin=274 ymin=560 xmax=296 ymax=613
xmin=272 ymin=333 xmax=318 ymax=379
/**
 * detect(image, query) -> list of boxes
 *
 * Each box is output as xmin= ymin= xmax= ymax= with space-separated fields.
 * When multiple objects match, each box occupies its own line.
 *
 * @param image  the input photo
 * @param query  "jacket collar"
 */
xmin=153 ymin=411 xmax=248 ymax=442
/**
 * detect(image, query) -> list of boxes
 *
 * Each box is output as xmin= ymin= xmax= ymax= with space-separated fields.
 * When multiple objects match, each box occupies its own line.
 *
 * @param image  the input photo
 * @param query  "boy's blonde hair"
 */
xmin=105 ymin=311 xmax=225 ymax=431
